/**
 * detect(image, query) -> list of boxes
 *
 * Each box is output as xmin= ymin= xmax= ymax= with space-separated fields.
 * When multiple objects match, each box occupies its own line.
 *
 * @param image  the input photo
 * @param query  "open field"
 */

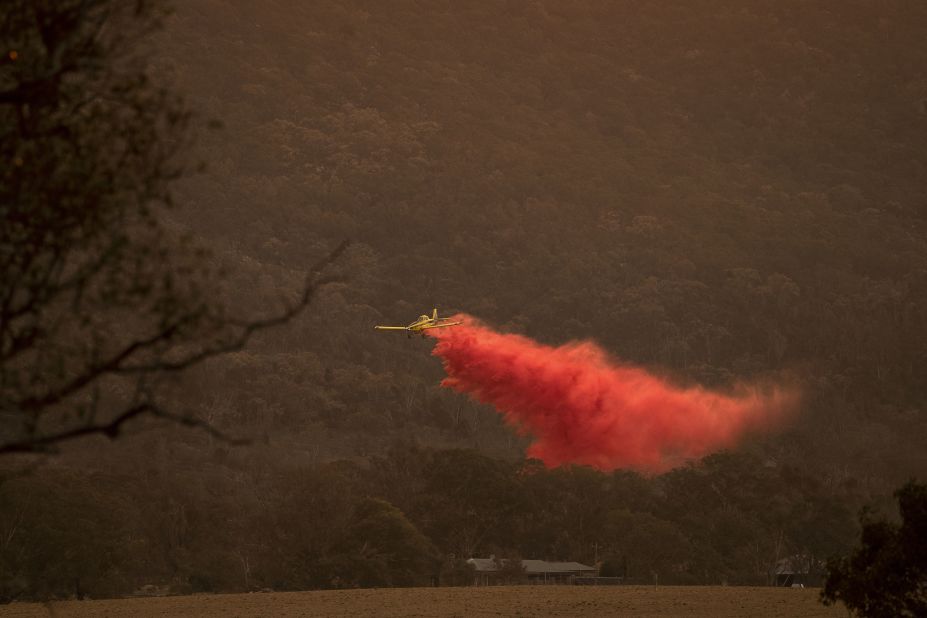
xmin=3 ymin=586 xmax=844 ymax=617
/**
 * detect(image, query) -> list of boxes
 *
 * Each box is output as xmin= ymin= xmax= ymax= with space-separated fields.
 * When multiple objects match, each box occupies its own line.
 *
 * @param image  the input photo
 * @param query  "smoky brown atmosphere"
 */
xmin=2 ymin=1 xmax=926 ymax=615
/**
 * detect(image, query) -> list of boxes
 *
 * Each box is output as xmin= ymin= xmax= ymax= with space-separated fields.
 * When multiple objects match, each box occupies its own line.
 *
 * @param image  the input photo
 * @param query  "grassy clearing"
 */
xmin=2 ymin=585 xmax=844 ymax=617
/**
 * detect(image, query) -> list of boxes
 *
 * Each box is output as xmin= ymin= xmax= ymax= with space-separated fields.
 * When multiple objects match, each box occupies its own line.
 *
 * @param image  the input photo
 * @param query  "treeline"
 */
xmin=0 ymin=446 xmax=861 ymax=600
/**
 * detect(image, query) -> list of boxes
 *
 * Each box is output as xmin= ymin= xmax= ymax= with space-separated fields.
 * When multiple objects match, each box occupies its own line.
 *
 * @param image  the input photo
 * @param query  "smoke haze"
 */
xmin=429 ymin=316 xmax=797 ymax=473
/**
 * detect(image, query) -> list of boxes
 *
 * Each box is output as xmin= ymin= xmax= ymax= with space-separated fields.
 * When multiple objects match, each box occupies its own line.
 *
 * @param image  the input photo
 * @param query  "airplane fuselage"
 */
xmin=374 ymin=308 xmax=462 ymax=336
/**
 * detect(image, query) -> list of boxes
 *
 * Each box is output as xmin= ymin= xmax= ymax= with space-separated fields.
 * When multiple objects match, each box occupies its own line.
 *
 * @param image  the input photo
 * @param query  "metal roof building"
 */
xmin=467 ymin=558 xmax=597 ymax=585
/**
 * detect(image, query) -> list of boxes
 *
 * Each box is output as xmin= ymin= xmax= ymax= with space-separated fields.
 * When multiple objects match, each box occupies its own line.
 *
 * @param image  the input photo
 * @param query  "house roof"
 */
xmin=467 ymin=558 xmax=596 ymax=574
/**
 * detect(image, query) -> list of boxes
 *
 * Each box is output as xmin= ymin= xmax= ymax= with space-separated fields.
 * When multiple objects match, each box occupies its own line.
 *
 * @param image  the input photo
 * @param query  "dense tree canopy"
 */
xmin=0 ymin=448 xmax=862 ymax=599
xmin=147 ymin=0 xmax=927 ymax=487
xmin=822 ymin=480 xmax=927 ymax=617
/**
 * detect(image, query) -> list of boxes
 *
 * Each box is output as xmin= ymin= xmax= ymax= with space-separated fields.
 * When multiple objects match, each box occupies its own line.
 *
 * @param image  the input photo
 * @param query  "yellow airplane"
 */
xmin=374 ymin=308 xmax=462 ymax=337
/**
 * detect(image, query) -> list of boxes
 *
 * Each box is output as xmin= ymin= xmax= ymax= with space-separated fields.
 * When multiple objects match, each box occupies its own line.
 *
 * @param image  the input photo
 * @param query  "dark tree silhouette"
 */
xmin=821 ymin=480 xmax=927 ymax=617
xmin=0 ymin=1 xmax=345 ymax=456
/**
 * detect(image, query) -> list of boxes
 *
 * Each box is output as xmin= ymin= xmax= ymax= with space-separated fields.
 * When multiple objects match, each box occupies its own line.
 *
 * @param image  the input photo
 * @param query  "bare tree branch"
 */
xmin=0 ymin=239 xmax=349 ymax=454
xmin=0 ymin=398 xmax=250 ymax=456
xmin=116 ymin=241 xmax=351 ymax=375
xmin=0 ymin=1 xmax=352 ymax=457
xmin=0 ymin=402 xmax=155 ymax=455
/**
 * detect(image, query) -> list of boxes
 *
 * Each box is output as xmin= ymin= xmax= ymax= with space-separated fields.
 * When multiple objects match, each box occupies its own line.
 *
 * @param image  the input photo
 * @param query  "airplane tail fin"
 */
xmin=432 ymin=308 xmax=438 ymax=321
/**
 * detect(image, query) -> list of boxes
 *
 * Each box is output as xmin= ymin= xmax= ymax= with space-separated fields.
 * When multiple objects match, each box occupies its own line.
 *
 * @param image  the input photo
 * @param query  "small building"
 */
xmin=467 ymin=557 xmax=597 ymax=585
xmin=772 ymin=555 xmax=824 ymax=587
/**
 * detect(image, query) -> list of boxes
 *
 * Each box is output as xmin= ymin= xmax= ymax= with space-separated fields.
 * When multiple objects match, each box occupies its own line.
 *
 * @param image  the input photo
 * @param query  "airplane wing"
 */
xmin=419 ymin=321 xmax=462 ymax=329
xmin=374 ymin=325 xmax=409 ymax=330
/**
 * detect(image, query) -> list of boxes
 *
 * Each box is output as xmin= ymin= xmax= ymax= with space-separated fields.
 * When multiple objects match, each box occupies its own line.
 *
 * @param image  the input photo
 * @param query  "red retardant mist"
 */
xmin=427 ymin=316 xmax=798 ymax=473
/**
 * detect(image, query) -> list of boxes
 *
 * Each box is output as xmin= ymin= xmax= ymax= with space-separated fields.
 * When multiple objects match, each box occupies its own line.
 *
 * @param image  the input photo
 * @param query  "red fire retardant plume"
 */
xmin=428 ymin=316 xmax=797 ymax=473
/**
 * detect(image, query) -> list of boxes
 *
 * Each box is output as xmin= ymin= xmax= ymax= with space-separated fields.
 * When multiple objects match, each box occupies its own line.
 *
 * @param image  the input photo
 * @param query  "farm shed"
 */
xmin=467 ymin=558 xmax=597 ymax=585
xmin=771 ymin=555 xmax=824 ymax=587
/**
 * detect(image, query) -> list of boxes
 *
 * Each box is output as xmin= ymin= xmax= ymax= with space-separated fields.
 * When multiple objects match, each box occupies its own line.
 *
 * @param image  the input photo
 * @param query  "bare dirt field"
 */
xmin=2 ymin=585 xmax=844 ymax=618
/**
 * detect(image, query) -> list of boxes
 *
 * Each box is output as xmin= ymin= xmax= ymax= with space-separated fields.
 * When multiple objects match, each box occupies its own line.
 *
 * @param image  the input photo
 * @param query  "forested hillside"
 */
xmin=152 ymin=0 xmax=927 ymax=483
xmin=3 ymin=0 xmax=926 ymax=600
